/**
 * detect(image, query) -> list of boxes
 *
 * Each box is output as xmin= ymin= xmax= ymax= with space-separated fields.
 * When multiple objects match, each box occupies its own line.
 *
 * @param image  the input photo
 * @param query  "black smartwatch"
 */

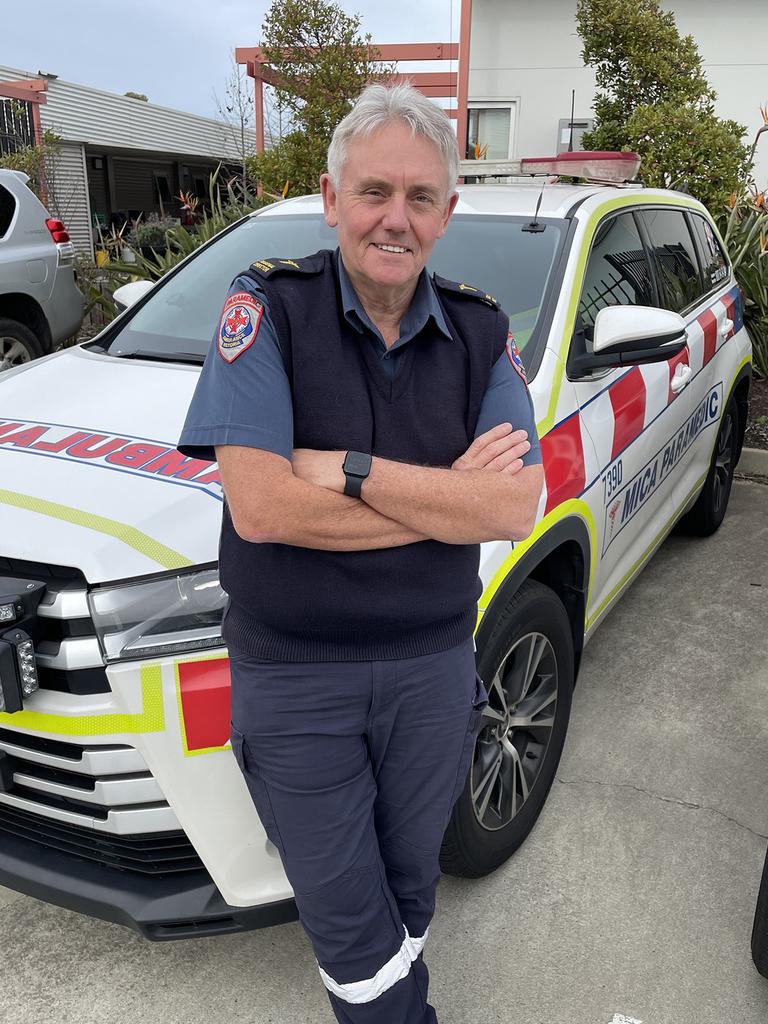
xmin=342 ymin=450 xmax=372 ymax=497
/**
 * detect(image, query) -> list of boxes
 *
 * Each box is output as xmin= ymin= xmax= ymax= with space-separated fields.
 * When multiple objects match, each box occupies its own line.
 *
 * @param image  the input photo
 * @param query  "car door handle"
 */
xmin=720 ymin=318 xmax=734 ymax=337
xmin=670 ymin=363 xmax=693 ymax=393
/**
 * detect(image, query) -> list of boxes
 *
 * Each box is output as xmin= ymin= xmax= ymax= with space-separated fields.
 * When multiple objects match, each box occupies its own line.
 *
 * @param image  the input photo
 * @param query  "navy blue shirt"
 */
xmin=177 ymin=255 xmax=542 ymax=466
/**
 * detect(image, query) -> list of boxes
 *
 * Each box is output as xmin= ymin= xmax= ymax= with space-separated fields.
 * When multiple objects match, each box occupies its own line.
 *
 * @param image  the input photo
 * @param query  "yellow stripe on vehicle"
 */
xmin=477 ymin=498 xmax=599 ymax=619
xmin=0 ymin=663 xmax=165 ymax=736
xmin=0 ymin=488 xmax=193 ymax=569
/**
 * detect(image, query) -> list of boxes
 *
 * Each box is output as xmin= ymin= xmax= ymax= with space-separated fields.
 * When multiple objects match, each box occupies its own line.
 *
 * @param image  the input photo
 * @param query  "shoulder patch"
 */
xmin=505 ymin=332 xmax=528 ymax=385
xmin=433 ymin=274 xmax=500 ymax=310
xmin=217 ymin=291 xmax=264 ymax=363
xmin=249 ymin=253 xmax=326 ymax=278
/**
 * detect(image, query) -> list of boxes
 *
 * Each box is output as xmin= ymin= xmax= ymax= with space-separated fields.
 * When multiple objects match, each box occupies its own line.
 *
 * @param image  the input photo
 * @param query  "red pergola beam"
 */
xmin=0 ymin=79 xmax=48 ymax=148
xmin=236 ymin=30 xmax=467 ymax=157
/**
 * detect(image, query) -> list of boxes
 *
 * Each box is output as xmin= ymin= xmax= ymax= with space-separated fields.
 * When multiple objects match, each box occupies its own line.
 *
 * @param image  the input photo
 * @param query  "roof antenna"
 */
xmin=568 ymin=89 xmax=576 ymax=152
xmin=523 ymin=183 xmax=547 ymax=233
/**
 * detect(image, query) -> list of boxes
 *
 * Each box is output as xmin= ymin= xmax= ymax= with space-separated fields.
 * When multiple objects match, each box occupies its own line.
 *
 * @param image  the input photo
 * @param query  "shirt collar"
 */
xmin=337 ymin=250 xmax=452 ymax=342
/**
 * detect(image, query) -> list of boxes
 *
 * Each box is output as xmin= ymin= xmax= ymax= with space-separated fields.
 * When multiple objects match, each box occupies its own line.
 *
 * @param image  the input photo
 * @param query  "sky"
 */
xmin=3 ymin=0 xmax=461 ymax=121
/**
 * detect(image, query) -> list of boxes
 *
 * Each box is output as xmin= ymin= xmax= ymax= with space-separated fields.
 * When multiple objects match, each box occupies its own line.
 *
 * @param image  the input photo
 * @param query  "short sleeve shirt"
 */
xmin=177 ymin=255 xmax=542 ymax=466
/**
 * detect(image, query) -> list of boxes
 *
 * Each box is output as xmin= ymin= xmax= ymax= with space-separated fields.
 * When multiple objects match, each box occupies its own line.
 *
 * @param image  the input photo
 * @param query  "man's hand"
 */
xmin=452 ymin=423 xmax=531 ymax=473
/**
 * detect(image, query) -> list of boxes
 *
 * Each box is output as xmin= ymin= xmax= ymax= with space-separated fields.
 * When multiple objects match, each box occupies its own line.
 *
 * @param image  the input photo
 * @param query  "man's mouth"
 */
xmin=371 ymin=243 xmax=410 ymax=254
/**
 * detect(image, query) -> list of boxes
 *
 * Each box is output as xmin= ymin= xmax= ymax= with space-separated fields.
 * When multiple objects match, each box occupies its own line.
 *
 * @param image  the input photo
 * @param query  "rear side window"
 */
xmin=690 ymin=213 xmax=730 ymax=291
xmin=578 ymin=212 xmax=655 ymax=334
xmin=0 ymin=184 xmax=15 ymax=239
xmin=638 ymin=208 xmax=702 ymax=313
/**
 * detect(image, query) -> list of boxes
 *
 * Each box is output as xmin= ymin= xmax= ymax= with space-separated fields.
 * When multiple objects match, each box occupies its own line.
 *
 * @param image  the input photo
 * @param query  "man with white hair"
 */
xmin=178 ymin=82 xmax=543 ymax=1023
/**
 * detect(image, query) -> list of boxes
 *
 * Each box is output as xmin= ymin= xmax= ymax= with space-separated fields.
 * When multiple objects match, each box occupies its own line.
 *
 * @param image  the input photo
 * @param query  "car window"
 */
xmin=578 ymin=212 xmax=655 ymax=335
xmin=638 ymin=208 xmax=703 ymax=313
xmin=98 ymin=212 xmax=565 ymax=362
xmin=0 ymin=185 xmax=15 ymax=239
xmin=689 ymin=213 xmax=730 ymax=292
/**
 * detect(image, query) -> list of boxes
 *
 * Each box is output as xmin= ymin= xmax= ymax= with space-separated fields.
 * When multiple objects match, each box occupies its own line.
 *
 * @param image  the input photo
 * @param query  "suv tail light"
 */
xmin=45 ymin=217 xmax=75 ymax=264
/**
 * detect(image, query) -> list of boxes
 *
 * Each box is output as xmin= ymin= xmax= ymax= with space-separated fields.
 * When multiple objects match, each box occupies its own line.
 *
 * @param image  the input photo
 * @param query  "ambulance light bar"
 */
xmin=459 ymin=151 xmax=642 ymax=184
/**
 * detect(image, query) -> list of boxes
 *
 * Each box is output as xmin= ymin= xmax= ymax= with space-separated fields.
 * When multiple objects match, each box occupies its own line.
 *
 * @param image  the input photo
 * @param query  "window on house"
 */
xmin=467 ymin=107 xmax=512 ymax=160
xmin=154 ymin=173 xmax=173 ymax=205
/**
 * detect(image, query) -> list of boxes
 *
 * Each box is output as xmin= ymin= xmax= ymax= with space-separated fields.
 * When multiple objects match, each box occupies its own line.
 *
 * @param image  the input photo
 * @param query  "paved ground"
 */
xmin=1 ymin=478 xmax=766 ymax=1024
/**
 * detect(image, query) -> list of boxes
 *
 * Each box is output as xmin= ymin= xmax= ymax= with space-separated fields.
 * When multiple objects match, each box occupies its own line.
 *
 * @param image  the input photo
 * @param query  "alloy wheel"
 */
xmin=0 ymin=337 xmax=33 ymax=372
xmin=471 ymin=631 xmax=558 ymax=832
xmin=712 ymin=410 xmax=734 ymax=517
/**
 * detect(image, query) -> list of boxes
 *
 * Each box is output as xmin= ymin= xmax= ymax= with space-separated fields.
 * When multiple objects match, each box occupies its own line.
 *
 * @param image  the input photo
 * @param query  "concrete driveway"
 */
xmin=1 ymin=478 xmax=766 ymax=1024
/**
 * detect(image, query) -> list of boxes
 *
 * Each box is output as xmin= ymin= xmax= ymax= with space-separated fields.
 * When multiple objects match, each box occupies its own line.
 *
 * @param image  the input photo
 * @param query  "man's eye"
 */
xmin=414 ymin=194 xmax=434 ymax=204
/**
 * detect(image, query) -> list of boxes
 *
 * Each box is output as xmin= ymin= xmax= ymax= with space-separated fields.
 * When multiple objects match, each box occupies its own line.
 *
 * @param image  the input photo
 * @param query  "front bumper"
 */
xmin=0 ymin=824 xmax=298 ymax=941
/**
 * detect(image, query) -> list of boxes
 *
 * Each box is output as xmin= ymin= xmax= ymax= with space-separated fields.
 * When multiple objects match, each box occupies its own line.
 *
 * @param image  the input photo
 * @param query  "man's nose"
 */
xmin=380 ymin=194 xmax=410 ymax=233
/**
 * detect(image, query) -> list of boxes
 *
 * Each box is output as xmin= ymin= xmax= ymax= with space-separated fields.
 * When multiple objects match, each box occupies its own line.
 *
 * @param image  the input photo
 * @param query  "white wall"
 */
xmin=469 ymin=0 xmax=768 ymax=189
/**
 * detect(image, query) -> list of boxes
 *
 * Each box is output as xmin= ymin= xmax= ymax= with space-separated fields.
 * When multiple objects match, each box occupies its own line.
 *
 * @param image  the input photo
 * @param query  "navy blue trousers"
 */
xmin=228 ymin=636 xmax=487 ymax=1024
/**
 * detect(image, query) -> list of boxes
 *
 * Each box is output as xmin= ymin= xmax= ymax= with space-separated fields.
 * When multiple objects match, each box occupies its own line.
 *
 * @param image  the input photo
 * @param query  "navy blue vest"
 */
xmin=220 ymin=249 xmax=508 ymax=661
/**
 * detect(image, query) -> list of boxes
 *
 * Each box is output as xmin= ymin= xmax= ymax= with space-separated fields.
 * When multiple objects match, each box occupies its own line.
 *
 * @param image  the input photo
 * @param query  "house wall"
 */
xmin=468 ymin=0 xmax=768 ymax=188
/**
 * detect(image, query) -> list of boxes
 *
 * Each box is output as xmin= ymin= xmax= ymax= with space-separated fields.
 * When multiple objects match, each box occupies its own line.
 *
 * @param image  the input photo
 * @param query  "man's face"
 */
xmin=320 ymin=121 xmax=459 ymax=297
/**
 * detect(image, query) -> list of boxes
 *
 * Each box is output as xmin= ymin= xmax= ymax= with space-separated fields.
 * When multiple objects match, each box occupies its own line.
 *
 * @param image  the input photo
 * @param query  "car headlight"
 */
xmin=88 ymin=567 xmax=228 ymax=663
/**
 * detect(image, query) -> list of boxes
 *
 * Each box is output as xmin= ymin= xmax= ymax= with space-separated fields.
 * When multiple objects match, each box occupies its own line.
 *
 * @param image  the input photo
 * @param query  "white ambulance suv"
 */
xmin=0 ymin=153 xmax=752 ymax=939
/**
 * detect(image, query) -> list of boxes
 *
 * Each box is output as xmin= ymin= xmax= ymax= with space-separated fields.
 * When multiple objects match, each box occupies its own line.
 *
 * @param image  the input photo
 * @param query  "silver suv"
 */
xmin=0 ymin=169 xmax=84 ymax=371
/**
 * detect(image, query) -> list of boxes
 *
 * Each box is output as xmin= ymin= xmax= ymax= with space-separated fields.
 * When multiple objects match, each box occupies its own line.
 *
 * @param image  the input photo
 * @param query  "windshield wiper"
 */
xmin=114 ymin=349 xmax=205 ymax=365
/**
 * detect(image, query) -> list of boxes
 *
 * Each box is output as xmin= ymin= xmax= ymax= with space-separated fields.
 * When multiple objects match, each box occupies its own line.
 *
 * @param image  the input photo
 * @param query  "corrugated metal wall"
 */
xmin=112 ymin=157 xmax=175 ymax=215
xmin=0 ymin=65 xmax=255 ymax=161
xmin=46 ymin=142 xmax=93 ymax=258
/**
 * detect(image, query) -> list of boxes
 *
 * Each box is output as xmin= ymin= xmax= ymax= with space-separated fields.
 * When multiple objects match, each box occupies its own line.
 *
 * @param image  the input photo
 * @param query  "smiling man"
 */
xmin=177 ymin=83 xmax=543 ymax=1024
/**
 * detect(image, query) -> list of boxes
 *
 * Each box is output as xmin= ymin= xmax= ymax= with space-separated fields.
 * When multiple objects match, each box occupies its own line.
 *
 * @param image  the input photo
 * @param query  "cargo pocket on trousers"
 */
xmin=448 ymin=672 xmax=489 ymax=809
xmin=230 ymin=724 xmax=287 ymax=855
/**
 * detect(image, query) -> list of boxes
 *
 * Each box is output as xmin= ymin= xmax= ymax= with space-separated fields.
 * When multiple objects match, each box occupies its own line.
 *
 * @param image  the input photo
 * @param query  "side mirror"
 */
xmin=113 ymin=280 xmax=154 ymax=314
xmin=570 ymin=305 xmax=688 ymax=376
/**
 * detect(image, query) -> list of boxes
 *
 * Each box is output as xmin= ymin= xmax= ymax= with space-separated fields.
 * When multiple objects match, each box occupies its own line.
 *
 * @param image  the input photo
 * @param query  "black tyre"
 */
xmin=676 ymin=394 xmax=739 ymax=537
xmin=752 ymin=845 xmax=768 ymax=978
xmin=440 ymin=579 xmax=575 ymax=877
xmin=0 ymin=318 xmax=44 ymax=373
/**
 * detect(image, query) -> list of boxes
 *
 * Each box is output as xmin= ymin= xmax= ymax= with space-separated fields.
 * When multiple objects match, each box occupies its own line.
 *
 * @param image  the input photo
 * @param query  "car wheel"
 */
xmin=752 ymin=845 xmax=768 ymax=978
xmin=440 ymin=579 xmax=575 ymax=877
xmin=0 ymin=318 xmax=44 ymax=372
xmin=676 ymin=394 xmax=739 ymax=537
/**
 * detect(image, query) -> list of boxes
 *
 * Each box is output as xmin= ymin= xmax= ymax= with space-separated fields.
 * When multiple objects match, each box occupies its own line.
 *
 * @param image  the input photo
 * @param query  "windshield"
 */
xmin=99 ymin=211 xmax=565 ymax=361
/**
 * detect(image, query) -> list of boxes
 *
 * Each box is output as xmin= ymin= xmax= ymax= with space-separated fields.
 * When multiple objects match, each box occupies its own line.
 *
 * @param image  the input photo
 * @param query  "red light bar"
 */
xmin=520 ymin=151 xmax=641 ymax=183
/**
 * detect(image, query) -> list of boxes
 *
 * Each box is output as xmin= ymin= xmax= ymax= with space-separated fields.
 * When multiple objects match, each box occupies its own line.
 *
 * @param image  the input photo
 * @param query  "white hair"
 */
xmin=327 ymin=82 xmax=459 ymax=193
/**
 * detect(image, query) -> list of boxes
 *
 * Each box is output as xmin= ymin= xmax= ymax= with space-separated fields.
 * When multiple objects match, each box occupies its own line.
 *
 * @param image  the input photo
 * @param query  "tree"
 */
xmin=213 ymin=54 xmax=256 ymax=192
xmin=245 ymin=0 xmax=391 ymax=197
xmin=576 ymin=0 xmax=749 ymax=212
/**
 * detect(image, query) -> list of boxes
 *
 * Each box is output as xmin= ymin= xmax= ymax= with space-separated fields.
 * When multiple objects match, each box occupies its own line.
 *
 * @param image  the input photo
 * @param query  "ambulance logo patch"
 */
xmin=506 ymin=333 xmax=528 ymax=385
xmin=217 ymin=292 xmax=264 ymax=363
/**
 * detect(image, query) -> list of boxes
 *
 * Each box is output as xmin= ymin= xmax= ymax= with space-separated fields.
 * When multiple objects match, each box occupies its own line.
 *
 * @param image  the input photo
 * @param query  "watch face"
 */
xmin=345 ymin=451 xmax=371 ymax=477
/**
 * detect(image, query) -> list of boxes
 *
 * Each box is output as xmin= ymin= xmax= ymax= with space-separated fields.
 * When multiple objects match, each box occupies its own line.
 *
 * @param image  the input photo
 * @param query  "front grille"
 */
xmin=0 ymin=727 xmax=181 ymax=837
xmin=0 ymin=804 xmax=203 ymax=875
xmin=0 ymin=556 xmax=109 ymax=694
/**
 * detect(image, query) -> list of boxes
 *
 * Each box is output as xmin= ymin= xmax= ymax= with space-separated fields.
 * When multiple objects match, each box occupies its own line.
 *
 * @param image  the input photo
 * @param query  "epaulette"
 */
xmin=432 ymin=274 xmax=500 ymax=310
xmin=249 ymin=253 xmax=326 ymax=277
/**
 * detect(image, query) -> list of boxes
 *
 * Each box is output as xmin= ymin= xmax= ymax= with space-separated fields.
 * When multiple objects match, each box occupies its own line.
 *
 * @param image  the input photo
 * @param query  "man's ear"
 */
xmin=437 ymin=190 xmax=460 ymax=239
xmin=320 ymin=173 xmax=339 ymax=228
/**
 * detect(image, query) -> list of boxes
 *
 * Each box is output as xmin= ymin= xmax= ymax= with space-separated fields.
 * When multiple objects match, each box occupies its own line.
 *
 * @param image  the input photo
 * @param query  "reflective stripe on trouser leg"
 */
xmin=318 ymin=925 xmax=429 ymax=1004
